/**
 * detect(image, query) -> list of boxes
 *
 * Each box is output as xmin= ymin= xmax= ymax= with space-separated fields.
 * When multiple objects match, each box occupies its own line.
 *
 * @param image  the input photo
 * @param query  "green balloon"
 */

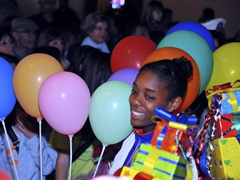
xmin=89 ymin=81 xmax=133 ymax=145
xmin=157 ymin=30 xmax=213 ymax=95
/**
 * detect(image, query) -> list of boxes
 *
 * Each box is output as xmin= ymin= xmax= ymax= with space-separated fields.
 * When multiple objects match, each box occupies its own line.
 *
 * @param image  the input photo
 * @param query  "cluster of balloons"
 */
xmin=89 ymin=20 xmax=215 ymax=145
xmin=1 ymin=20 xmax=217 ymax=147
xmin=157 ymin=22 xmax=214 ymax=113
xmin=12 ymin=54 xmax=91 ymax=136
xmin=107 ymin=21 xmax=214 ymax=117
xmin=88 ymin=36 xmax=158 ymax=145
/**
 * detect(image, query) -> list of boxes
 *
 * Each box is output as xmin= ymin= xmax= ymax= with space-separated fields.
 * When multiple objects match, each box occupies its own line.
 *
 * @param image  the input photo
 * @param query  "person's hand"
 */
xmin=16 ymin=109 xmax=37 ymax=139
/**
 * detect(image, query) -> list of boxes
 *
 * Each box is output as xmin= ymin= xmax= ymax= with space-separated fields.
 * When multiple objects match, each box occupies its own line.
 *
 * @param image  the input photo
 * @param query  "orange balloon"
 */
xmin=13 ymin=53 xmax=64 ymax=118
xmin=143 ymin=47 xmax=200 ymax=114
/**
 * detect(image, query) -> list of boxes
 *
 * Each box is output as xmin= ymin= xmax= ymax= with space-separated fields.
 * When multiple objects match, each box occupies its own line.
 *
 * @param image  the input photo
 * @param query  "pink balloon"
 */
xmin=38 ymin=72 xmax=91 ymax=135
xmin=107 ymin=68 xmax=139 ymax=86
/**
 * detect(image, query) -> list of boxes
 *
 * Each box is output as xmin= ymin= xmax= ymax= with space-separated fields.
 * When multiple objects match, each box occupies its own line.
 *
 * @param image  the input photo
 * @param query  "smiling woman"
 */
xmin=109 ymin=56 xmax=193 ymax=175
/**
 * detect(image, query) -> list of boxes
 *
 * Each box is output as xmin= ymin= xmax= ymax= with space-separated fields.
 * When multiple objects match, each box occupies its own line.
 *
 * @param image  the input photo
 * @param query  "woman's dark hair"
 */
xmin=33 ymin=46 xmax=61 ymax=62
xmin=37 ymin=27 xmax=66 ymax=55
xmin=0 ymin=52 xmax=18 ymax=65
xmin=140 ymin=57 xmax=193 ymax=101
xmin=80 ymin=51 xmax=111 ymax=95
xmin=69 ymin=45 xmax=101 ymax=77
xmin=0 ymin=30 xmax=14 ymax=41
xmin=4 ymin=101 xmax=38 ymax=131
xmin=141 ymin=0 xmax=164 ymax=21
xmin=69 ymin=46 xmax=112 ymax=142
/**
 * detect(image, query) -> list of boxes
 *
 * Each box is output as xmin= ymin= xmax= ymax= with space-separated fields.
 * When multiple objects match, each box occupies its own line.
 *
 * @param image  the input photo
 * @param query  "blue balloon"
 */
xmin=0 ymin=57 xmax=16 ymax=119
xmin=166 ymin=21 xmax=216 ymax=52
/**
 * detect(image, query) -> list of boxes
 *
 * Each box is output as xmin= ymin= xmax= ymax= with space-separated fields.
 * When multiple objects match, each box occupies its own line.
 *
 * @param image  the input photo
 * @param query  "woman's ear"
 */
xmin=167 ymin=96 xmax=182 ymax=112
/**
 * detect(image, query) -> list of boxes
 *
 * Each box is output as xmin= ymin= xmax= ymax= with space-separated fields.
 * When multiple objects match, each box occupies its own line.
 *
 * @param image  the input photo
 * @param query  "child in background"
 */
xmin=0 ymin=102 xmax=57 ymax=180
xmin=109 ymin=57 xmax=193 ymax=174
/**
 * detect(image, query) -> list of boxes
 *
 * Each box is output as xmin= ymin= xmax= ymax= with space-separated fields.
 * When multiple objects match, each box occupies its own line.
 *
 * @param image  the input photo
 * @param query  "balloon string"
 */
xmin=38 ymin=117 xmax=43 ymax=180
xmin=93 ymin=143 xmax=108 ymax=178
xmin=68 ymin=135 xmax=73 ymax=180
xmin=195 ymin=113 xmax=211 ymax=180
xmin=1 ymin=120 xmax=20 ymax=180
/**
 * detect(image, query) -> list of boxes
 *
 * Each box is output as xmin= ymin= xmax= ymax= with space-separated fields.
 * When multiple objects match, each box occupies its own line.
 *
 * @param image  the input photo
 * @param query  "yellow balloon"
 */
xmin=13 ymin=53 xmax=64 ymax=118
xmin=205 ymin=55 xmax=226 ymax=92
xmin=205 ymin=42 xmax=240 ymax=92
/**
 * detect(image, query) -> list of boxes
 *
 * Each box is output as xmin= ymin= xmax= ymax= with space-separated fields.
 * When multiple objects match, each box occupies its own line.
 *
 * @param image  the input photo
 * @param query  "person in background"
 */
xmin=234 ymin=30 xmax=240 ymax=42
xmin=141 ymin=0 xmax=165 ymax=36
xmin=124 ymin=21 xmax=150 ymax=39
xmin=52 ymin=0 xmax=81 ymax=37
xmin=11 ymin=17 xmax=39 ymax=61
xmin=0 ymin=1 xmax=21 ymax=32
xmin=0 ymin=102 xmax=57 ymax=180
xmin=50 ymin=48 xmax=116 ymax=180
xmin=36 ymin=27 xmax=70 ymax=70
xmin=28 ymin=0 xmax=57 ymax=33
xmin=201 ymin=18 xmax=227 ymax=48
xmin=32 ymin=46 xmax=61 ymax=63
xmin=198 ymin=7 xmax=215 ymax=24
xmin=0 ymin=30 xmax=15 ymax=57
xmin=109 ymin=57 xmax=194 ymax=175
xmin=69 ymin=45 xmax=101 ymax=76
xmin=80 ymin=12 xmax=111 ymax=53
xmin=0 ymin=52 xmax=18 ymax=69
xmin=162 ymin=8 xmax=178 ymax=34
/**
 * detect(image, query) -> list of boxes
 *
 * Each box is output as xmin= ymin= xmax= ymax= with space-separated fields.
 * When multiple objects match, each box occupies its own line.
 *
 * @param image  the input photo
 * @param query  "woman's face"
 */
xmin=152 ymin=9 xmax=163 ymax=22
xmin=49 ymin=38 xmax=64 ymax=54
xmin=89 ymin=22 xmax=108 ymax=44
xmin=129 ymin=70 xmax=172 ymax=133
xmin=0 ymin=35 xmax=15 ymax=56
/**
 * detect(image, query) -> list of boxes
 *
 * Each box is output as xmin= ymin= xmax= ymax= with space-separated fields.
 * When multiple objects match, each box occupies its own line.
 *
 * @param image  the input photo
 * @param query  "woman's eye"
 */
xmin=146 ymin=95 xmax=154 ymax=100
xmin=131 ymin=89 xmax=137 ymax=94
xmin=0 ymin=41 xmax=6 ymax=45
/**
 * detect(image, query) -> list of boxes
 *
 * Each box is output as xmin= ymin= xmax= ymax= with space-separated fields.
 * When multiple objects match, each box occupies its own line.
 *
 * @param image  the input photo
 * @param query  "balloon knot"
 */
xmin=0 ymin=117 xmax=6 ymax=122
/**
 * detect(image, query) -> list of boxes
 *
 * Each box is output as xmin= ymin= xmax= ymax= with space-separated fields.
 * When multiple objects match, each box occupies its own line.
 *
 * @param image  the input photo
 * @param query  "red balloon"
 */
xmin=113 ymin=167 xmax=122 ymax=176
xmin=134 ymin=172 xmax=153 ymax=180
xmin=0 ymin=170 xmax=12 ymax=180
xmin=143 ymin=47 xmax=200 ymax=114
xmin=111 ymin=35 xmax=157 ymax=73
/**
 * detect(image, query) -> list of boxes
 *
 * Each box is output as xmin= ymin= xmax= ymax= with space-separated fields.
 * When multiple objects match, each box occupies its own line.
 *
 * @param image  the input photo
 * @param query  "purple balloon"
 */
xmin=107 ymin=68 xmax=139 ymax=86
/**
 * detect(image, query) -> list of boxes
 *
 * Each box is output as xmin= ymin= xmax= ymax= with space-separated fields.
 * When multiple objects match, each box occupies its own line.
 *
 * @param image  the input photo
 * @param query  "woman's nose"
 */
xmin=130 ymin=94 xmax=142 ymax=106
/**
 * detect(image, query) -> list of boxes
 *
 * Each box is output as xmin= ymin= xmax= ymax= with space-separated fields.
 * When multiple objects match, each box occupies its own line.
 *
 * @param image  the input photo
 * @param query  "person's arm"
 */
xmin=56 ymin=150 xmax=70 ymax=180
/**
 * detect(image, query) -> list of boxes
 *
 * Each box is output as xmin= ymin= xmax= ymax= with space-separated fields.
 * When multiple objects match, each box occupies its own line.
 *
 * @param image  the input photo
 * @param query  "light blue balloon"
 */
xmin=89 ymin=81 xmax=132 ymax=145
xmin=0 ymin=57 xmax=16 ymax=119
xmin=157 ymin=30 xmax=213 ymax=94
